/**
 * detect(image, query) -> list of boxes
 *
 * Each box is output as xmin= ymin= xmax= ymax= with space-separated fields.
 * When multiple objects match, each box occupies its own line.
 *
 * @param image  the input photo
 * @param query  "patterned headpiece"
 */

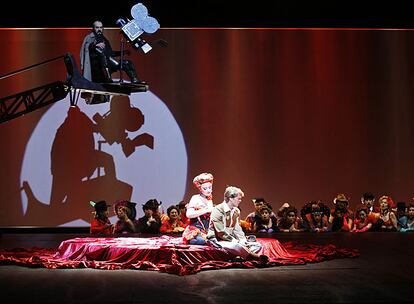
xmin=193 ymin=173 xmax=214 ymax=188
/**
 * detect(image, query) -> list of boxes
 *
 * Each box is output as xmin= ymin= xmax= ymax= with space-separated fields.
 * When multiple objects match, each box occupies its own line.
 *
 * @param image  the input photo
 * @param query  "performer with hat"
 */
xmin=113 ymin=200 xmax=139 ymax=234
xmin=137 ymin=199 xmax=162 ymax=234
xmin=329 ymin=194 xmax=353 ymax=232
xmin=89 ymin=200 xmax=113 ymax=235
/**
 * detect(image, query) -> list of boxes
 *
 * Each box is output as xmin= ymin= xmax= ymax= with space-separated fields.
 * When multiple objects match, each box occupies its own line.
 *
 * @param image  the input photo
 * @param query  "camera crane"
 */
xmin=0 ymin=53 xmax=148 ymax=124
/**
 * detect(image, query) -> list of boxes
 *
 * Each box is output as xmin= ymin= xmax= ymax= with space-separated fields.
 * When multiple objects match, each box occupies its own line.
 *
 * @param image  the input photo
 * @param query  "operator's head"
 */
xmin=92 ymin=20 xmax=104 ymax=35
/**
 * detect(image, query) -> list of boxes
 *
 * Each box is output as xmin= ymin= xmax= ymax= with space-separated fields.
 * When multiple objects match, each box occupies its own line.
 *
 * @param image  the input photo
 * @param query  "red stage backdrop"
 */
xmin=1 ymin=28 xmax=414 ymax=226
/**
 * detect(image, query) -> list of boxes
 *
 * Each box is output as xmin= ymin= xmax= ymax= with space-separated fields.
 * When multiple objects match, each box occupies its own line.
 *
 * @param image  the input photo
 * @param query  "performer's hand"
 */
xmin=96 ymin=42 xmax=105 ymax=49
xmin=280 ymin=202 xmax=290 ymax=210
xmin=289 ymin=225 xmax=298 ymax=232
xmin=174 ymin=227 xmax=184 ymax=232
xmin=207 ymin=237 xmax=222 ymax=249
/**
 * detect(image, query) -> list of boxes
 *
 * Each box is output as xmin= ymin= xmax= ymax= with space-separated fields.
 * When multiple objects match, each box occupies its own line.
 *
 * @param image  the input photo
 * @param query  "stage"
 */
xmin=1 ymin=4 xmax=414 ymax=304
xmin=0 ymin=232 xmax=412 ymax=303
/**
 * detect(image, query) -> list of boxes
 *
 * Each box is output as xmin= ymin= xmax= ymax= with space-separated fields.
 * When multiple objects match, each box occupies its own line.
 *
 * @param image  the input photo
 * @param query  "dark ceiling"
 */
xmin=2 ymin=0 xmax=413 ymax=28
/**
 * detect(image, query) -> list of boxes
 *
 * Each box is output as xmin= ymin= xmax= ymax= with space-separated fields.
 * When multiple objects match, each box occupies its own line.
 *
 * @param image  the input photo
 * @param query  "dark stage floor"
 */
xmin=0 ymin=232 xmax=413 ymax=304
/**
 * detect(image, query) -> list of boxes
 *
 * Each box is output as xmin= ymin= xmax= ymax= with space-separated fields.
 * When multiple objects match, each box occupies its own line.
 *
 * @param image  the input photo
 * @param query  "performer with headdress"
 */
xmin=375 ymin=195 xmax=398 ymax=231
xmin=113 ymin=200 xmax=139 ymax=234
xmin=182 ymin=173 xmax=214 ymax=245
xmin=351 ymin=204 xmax=373 ymax=233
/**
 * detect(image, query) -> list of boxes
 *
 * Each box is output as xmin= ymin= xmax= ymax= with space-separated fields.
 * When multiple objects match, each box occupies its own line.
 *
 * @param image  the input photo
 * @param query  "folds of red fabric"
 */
xmin=0 ymin=236 xmax=358 ymax=275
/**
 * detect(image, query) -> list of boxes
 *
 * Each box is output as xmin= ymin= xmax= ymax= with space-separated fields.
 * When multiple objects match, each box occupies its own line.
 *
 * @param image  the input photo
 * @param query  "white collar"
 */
xmin=221 ymin=201 xmax=231 ymax=213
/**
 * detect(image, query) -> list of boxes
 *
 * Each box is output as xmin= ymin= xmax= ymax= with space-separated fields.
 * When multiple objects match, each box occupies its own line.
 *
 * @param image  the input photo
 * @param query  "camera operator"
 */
xmin=80 ymin=20 xmax=141 ymax=84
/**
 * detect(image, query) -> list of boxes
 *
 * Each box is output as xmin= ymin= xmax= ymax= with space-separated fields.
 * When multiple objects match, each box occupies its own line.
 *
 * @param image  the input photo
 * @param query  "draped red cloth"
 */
xmin=0 ymin=236 xmax=358 ymax=275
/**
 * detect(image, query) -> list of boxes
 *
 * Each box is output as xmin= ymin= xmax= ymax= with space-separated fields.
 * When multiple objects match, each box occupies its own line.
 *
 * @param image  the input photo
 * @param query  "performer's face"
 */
xmin=358 ymin=210 xmax=367 ymax=221
xmin=261 ymin=210 xmax=270 ymax=221
xmin=379 ymin=199 xmax=389 ymax=211
xmin=116 ymin=206 xmax=130 ymax=219
xmin=313 ymin=212 xmax=322 ymax=222
xmin=335 ymin=210 xmax=344 ymax=218
xmin=169 ymin=208 xmax=179 ymax=219
xmin=254 ymin=201 xmax=264 ymax=211
xmin=229 ymin=194 xmax=243 ymax=208
xmin=287 ymin=212 xmax=296 ymax=223
xmin=199 ymin=182 xmax=213 ymax=197
xmin=144 ymin=208 xmax=153 ymax=218
xmin=408 ymin=207 xmax=414 ymax=218
xmin=93 ymin=21 xmax=104 ymax=35
xmin=363 ymin=199 xmax=374 ymax=209
xmin=336 ymin=201 xmax=348 ymax=210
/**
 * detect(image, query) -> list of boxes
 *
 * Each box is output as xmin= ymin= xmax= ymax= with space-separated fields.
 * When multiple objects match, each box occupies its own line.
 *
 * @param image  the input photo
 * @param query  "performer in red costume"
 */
xmin=89 ymin=200 xmax=113 ymax=235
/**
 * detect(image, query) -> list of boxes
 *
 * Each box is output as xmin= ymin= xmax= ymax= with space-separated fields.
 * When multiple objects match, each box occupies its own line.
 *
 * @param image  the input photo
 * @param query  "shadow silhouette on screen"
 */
xmin=21 ymin=96 xmax=154 ymax=225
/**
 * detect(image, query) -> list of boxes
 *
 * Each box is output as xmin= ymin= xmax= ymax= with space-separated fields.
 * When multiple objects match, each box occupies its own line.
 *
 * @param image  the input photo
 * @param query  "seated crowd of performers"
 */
xmin=90 ymin=191 xmax=414 ymax=237
xmin=0 ymin=175 xmax=361 ymax=273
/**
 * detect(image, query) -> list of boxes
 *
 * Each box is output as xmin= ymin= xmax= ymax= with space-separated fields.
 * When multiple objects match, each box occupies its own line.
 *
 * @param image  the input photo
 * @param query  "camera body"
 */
xmin=115 ymin=3 xmax=160 ymax=54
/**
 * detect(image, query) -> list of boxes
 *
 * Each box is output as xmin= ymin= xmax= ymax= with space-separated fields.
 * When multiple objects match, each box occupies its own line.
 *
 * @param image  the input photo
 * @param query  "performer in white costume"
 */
xmin=182 ymin=173 xmax=214 ymax=245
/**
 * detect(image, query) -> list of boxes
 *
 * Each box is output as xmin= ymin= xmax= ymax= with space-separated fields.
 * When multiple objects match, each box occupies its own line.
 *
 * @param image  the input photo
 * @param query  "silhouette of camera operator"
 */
xmin=21 ymin=98 xmax=153 ymax=225
xmin=49 ymin=105 xmax=118 ymax=207
xmin=50 ymin=97 xmax=153 ymax=205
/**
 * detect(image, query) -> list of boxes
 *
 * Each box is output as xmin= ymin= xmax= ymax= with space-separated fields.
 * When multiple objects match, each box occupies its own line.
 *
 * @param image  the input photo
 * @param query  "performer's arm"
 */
xmin=232 ymin=209 xmax=247 ymax=242
xmin=90 ymin=219 xmax=111 ymax=234
xmin=186 ymin=197 xmax=213 ymax=218
xmin=390 ymin=212 xmax=398 ymax=230
xmin=124 ymin=218 xmax=137 ymax=233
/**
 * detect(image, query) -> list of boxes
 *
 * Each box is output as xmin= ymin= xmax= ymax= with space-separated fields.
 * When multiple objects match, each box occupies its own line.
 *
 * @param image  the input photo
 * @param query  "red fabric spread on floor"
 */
xmin=0 ymin=236 xmax=358 ymax=275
